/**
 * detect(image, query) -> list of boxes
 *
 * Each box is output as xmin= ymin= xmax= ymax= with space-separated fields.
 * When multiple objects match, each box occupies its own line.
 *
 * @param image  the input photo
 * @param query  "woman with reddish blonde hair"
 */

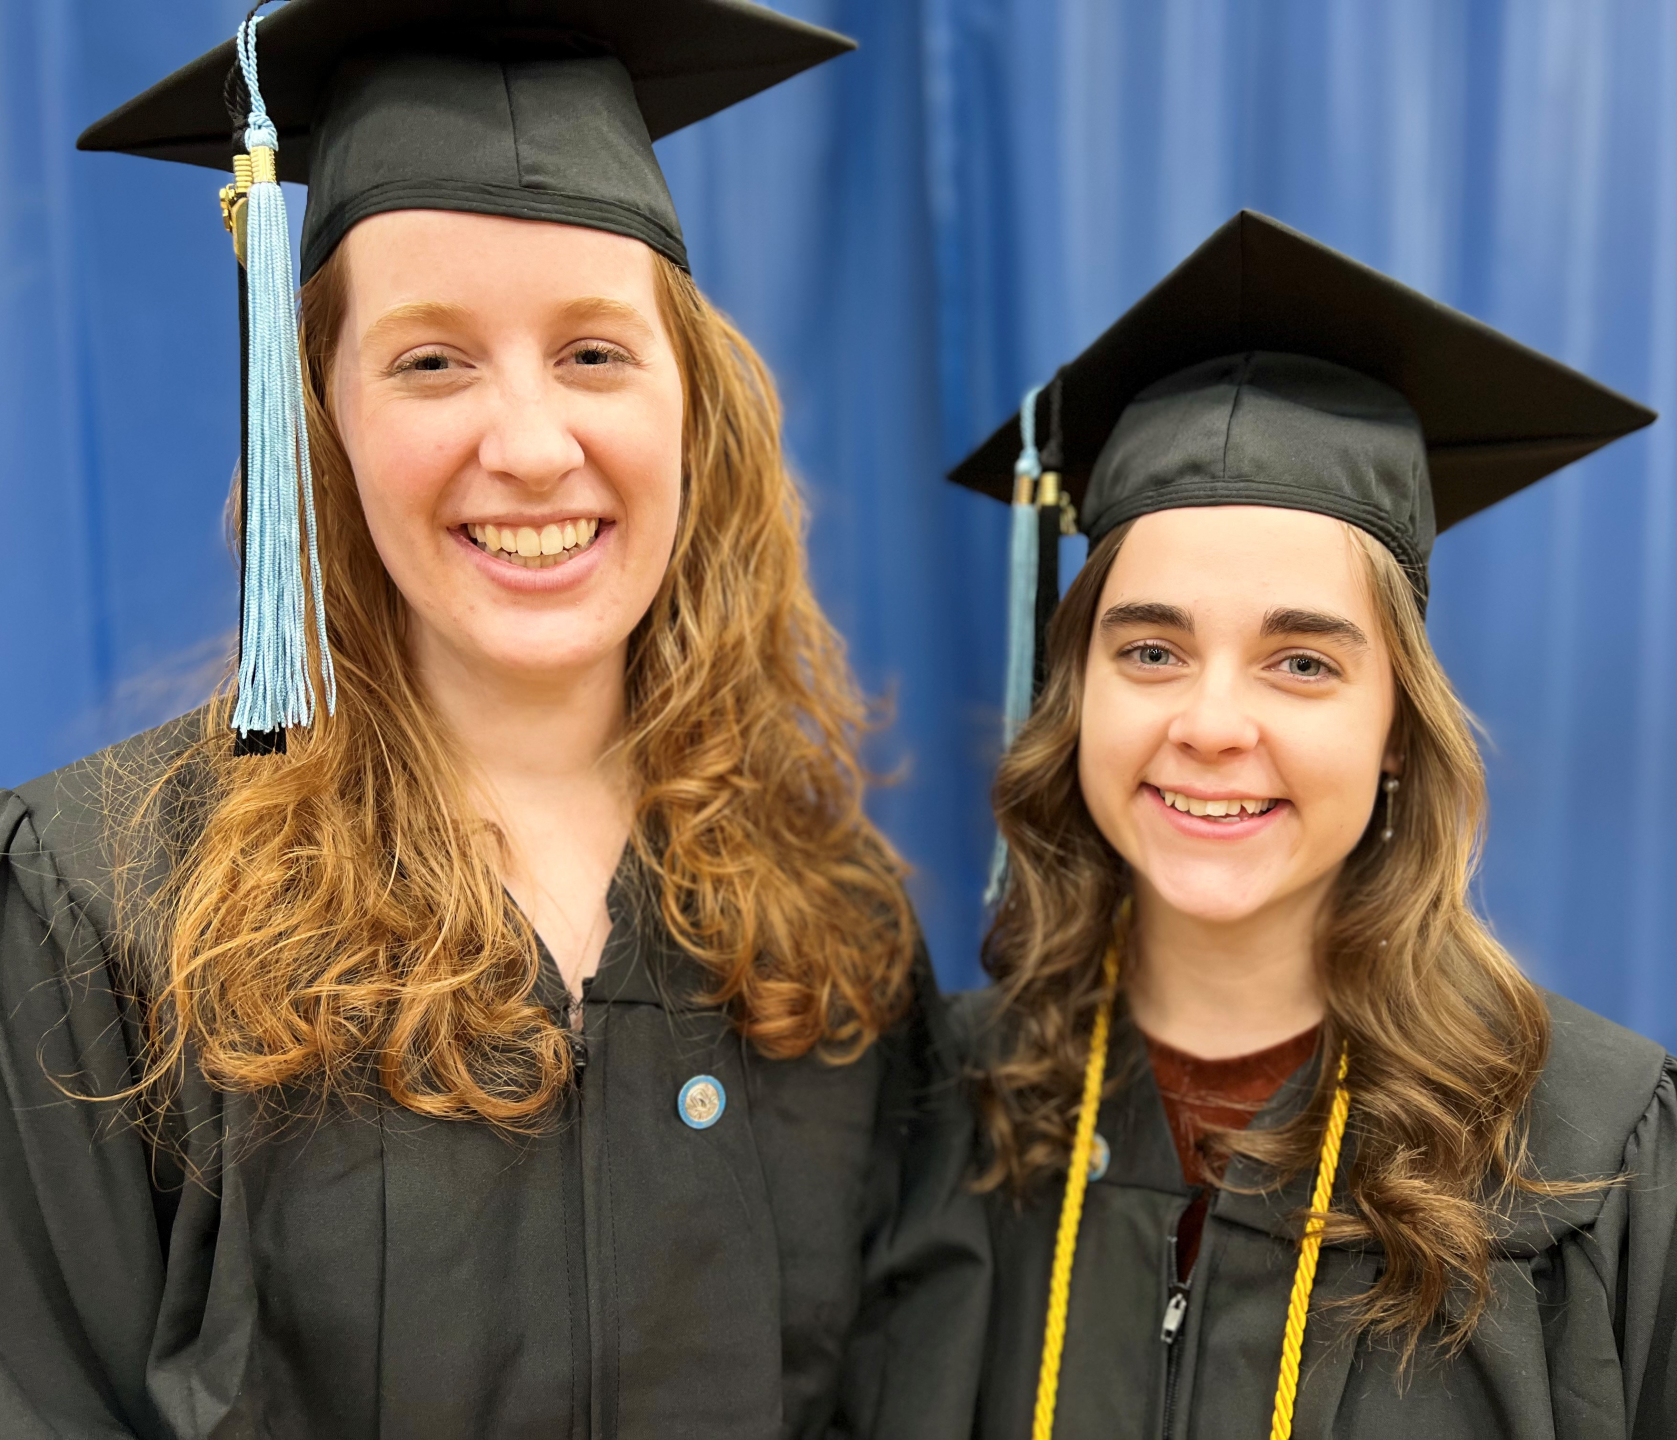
xmin=0 ymin=6 xmax=986 ymax=1436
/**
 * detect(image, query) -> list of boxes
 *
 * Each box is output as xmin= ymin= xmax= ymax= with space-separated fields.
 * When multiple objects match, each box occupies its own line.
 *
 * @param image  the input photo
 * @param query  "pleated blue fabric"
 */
xmin=3 ymin=0 xmax=1676 ymax=1042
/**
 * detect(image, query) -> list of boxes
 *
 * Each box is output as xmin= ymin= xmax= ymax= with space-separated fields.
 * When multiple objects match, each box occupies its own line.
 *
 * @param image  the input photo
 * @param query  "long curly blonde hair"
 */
xmin=120 ymin=244 xmax=914 ymax=1129
xmin=977 ymin=519 xmax=1575 ymax=1361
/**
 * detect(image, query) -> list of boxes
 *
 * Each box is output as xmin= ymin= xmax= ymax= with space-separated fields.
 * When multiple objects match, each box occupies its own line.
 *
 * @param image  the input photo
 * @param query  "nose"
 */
xmin=475 ymin=364 xmax=586 ymax=492
xmin=1165 ymin=664 xmax=1261 ymax=760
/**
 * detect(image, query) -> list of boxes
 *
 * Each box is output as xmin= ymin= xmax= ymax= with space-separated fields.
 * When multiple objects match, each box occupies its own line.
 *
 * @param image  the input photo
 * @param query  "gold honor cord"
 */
xmin=1030 ymin=937 xmax=1121 ymax=1440
xmin=1267 ymin=1047 xmax=1351 ymax=1440
xmin=1030 ymin=936 xmax=1352 ymax=1440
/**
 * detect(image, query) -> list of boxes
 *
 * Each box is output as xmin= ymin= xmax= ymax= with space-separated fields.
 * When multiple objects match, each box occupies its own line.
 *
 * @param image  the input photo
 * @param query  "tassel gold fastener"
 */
xmin=1036 ymin=471 xmax=1079 ymax=536
xmin=217 ymin=151 xmax=267 ymax=267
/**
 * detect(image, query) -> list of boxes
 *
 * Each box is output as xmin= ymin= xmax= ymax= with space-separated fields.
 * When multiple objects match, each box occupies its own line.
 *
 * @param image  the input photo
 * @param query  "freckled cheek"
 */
xmin=579 ymin=405 xmax=683 ymax=538
xmin=353 ymin=412 xmax=475 ymax=537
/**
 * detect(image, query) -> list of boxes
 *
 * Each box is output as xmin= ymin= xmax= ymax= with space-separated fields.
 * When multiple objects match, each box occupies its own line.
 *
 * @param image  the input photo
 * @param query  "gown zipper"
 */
xmin=1159 ymin=1203 xmax=1196 ymax=1439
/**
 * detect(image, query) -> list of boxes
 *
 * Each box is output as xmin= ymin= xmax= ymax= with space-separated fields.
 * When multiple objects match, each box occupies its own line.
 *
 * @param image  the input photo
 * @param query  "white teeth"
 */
xmin=1159 ymin=788 xmax=1276 ymax=819
xmin=465 ymin=518 xmax=603 ymax=565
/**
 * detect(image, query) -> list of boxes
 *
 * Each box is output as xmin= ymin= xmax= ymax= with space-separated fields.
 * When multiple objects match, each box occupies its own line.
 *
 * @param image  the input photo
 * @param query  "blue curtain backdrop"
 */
xmin=4 ymin=0 xmax=1676 ymax=1043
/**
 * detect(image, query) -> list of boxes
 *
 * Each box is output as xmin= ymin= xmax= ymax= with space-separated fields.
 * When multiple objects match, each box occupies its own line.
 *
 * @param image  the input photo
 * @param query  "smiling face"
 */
xmin=329 ymin=209 xmax=685 ymax=689
xmin=1078 ymin=506 xmax=1400 ymax=928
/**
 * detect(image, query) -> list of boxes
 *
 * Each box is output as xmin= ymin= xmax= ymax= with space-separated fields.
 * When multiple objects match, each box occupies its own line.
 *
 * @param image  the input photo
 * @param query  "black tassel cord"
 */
xmin=1031 ymin=377 xmax=1067 ymax=701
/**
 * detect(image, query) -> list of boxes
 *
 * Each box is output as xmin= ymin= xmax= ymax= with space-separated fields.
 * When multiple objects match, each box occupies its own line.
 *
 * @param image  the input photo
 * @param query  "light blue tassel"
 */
xmin=1002 ymin=385 xmax=1044 ymax=745
xmin=230 ymin=13 xmax=335 ymax=739
xmin=985 ymin=384 xmax=1045 ymax=903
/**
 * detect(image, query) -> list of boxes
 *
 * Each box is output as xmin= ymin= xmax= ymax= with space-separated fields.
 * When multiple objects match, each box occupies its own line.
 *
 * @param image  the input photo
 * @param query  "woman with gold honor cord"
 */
xmin=951 ymin=211 xmax=1676 ymax=1439
xmin=0 ymin=4 xmax=987 ymax=1436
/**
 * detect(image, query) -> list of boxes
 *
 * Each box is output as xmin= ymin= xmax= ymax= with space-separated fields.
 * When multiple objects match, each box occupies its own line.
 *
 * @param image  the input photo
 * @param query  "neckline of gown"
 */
xmin=1094 ymin=1012 xmax=1624 ymax=1254
xmin=524 ymin=845 xmax=711 ymax=1014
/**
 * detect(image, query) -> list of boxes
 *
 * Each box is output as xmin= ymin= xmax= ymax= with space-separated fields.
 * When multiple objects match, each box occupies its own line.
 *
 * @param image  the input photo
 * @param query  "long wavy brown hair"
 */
xmin=117 ymin=242 xmax=914 ymax=1130
xmin=976 ymin=518 xmax=1580 ymax=1360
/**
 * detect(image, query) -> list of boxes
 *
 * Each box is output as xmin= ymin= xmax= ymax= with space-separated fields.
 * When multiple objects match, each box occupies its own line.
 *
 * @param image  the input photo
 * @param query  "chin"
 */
xmin=1153 ymin=892 xmax=1275 ymax=927
xmin=1134 ymin=860 xmax=1291 ymax=926
xmin=495 ymin=641 xmax=617 ymax=677
xmin=453 ymin=619 xmax=627 ymax=678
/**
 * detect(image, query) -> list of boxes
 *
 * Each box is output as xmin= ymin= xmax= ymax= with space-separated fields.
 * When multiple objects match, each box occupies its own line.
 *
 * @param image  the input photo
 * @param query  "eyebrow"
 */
xmin=1260 ymin=607 xmax=1370 ymax=648
xmin=555 ymin=295 xmax=656 ymax=340
xmin=361 ymin=295 xmax=656 ymax=350
xmin=361 ymin=300 xmax=474 ymax=351
xmin=1098 ymin=602 xmax=1195 ymax=634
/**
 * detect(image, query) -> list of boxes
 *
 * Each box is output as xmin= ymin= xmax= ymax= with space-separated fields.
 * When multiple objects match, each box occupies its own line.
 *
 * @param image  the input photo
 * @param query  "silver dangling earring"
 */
xmin=1380 ymin=774 xmax=1400 ymax=842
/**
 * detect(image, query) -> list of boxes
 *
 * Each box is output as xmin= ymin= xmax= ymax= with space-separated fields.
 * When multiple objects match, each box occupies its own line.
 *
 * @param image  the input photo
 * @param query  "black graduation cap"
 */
xmin=75 ymin=0 xmax=852 ymax=755
xmin=950 ymin=209 xmax=1655 ymax=590
xmin=78 ymin=0 xmax=854 ymax=279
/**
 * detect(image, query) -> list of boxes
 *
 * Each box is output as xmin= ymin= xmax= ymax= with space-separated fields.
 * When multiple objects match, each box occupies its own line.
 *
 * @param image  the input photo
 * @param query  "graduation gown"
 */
xmin=955 ymin=990 xmax=1677 ymax=1439
xmin=0 ymin=719 xmax=989 ymax=1440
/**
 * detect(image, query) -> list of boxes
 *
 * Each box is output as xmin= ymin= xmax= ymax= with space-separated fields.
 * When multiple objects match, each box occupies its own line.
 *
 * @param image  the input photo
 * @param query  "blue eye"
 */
xmin=1283 ymin=655 xmax=1328 ymax=677
xmin=1120 ymin=641 xmax=1177 ymax=668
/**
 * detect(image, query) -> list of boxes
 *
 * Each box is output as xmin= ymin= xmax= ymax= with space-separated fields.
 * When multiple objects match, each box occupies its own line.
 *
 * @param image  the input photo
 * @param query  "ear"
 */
xmin=1382 ymin=716 xmax=1406 ymax=778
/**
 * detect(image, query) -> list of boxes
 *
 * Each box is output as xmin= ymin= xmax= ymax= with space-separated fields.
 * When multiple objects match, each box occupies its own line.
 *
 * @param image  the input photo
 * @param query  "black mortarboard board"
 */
xmin=74 ymin=0 xmax=852 ymax=754
xmin=949 ymin=209 xmax=1656 ymax=595
xmin=77 ymin=0 xmax=855 ymax=279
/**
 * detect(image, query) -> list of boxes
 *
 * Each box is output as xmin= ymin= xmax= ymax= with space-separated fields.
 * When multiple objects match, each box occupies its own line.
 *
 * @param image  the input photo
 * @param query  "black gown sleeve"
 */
xmin=1601 ymin=1055 xmax=1677 ymax=1439
xmin=0 ymin=789 xmax=168 ymax=1439
xmin=834 ymin=946 xmax=992 ymax=1439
